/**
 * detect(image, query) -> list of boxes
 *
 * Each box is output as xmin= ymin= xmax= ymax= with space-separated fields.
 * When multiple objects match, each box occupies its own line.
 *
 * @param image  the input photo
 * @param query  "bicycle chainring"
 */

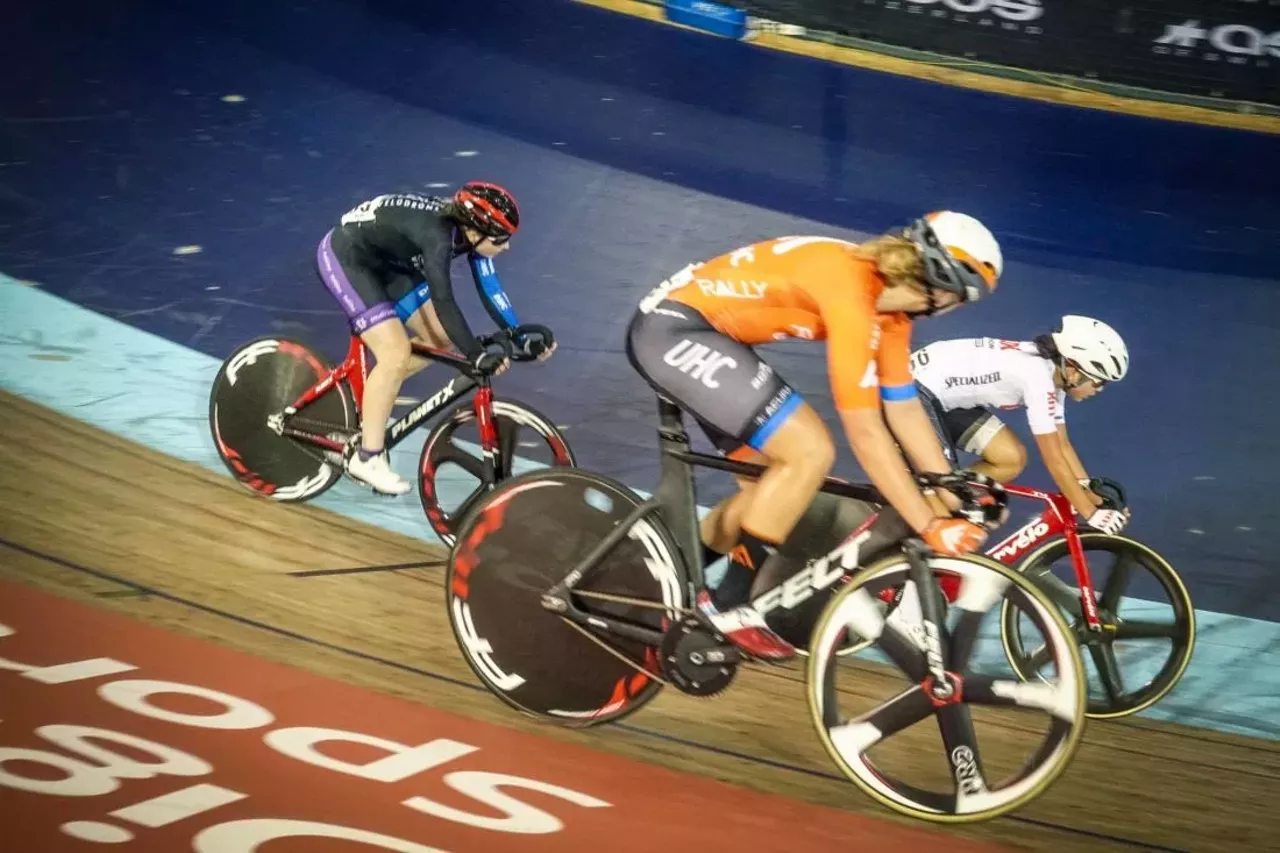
xmin=658 ymin=617 xmax=739 ymax=698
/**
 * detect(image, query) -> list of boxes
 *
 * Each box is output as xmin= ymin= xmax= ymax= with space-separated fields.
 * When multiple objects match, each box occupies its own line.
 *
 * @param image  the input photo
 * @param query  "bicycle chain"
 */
xmin=285 ymin=415 xmax=355 ymax=436
xmin=279 ymin=416 xmax=357 ymax=467
xmin=557 ymin=618 xmax=672 ymax=688
xmin=569 ymin=588 xmax=691 ymax=614
xmin=561 ymin=592 xmax=787 ymax=688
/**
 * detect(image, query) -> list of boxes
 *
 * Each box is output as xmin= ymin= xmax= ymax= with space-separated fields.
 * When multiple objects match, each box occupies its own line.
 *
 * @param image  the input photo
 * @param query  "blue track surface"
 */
xmin=2 ymin=0 xmax=1278 ymax=640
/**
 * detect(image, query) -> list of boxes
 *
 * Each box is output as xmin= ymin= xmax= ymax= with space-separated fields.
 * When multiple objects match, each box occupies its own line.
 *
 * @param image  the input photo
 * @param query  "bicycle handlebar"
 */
xmin=1089 ymin=476 xmax=1127 ymax=511
xmin=492 ymin=324 xmax=556 ymax=363
xmin=476 ymin=328 xmax=516 ymax=356
xmin=467 ymin=324 xmax=558 ymax=372
xmin=915 ymin=470 xmax=1009 ymax=529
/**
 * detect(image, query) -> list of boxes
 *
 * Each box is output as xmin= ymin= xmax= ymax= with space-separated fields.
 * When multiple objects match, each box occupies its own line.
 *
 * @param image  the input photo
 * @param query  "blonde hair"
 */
xmin=853 ymin=235 xmax=925 ymax=290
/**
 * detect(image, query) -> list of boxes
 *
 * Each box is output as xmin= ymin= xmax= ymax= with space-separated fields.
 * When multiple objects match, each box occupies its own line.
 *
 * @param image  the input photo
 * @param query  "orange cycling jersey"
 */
xmin=648 ymin=236 xmax=914 ymax=412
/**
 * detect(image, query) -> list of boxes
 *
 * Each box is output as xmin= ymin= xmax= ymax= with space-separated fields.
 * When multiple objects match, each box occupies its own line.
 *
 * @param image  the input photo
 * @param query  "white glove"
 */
xmin=1087 ymin=507 xmax=1128 ymax=535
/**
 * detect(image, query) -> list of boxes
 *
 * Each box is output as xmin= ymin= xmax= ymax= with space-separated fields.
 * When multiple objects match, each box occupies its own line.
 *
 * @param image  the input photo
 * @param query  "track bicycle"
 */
xmin=208 ymin=323 xmax=574 ymax=545
xmin=984 ymin=479 xmax=1195 ymax=718
xmin=445 ymin=394 xmax=1088 ymax=823
xmin=903 ymin=387 xmax=1195 ymax=717
xmin=806 ymin=480 xmax=1196 ymax=719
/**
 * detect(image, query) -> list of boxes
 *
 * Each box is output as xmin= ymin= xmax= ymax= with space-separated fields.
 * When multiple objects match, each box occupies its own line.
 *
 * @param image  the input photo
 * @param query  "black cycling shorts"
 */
xmin=625 ymin=299 xmax=803 ymax=454
xmin=316 ymin=228 xmax=429 ymax=334
xmin=917 ymin=384 xmax=1005 ymax=462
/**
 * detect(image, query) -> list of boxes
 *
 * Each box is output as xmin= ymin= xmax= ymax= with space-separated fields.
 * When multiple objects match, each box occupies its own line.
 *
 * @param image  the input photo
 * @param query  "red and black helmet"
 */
xmin=452 ymin=181 xmax=520 ymax=239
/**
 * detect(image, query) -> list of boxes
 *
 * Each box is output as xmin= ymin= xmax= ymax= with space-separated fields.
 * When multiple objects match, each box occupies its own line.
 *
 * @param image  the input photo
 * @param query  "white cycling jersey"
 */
xmin=910 ymin=337 xmax=1066 ymax=435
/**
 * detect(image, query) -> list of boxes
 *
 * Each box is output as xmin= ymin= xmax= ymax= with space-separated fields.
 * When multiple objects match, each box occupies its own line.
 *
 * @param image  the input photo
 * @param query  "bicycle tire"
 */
xmin=208 ymin=335 xmax=355 ymax=502
xmin=1000 ymin=532 xmax=1196 ymax=719
xmin=418 ymin=397 xmax=576 ymax=548
xmin=806 ymin=551 xmax=1087 ymax=824
xmin=445 ymin=467 xmax=687 ymax=728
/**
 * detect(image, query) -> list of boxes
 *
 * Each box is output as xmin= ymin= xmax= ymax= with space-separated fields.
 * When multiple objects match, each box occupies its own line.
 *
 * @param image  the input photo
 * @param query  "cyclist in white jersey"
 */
xmin=910 ymin=315 xmax=1130 ymax=534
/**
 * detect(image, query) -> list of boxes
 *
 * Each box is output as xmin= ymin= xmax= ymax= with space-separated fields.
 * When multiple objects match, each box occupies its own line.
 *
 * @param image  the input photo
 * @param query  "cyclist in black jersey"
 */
xmin=316 ymin=182 xmax=556 ymax=494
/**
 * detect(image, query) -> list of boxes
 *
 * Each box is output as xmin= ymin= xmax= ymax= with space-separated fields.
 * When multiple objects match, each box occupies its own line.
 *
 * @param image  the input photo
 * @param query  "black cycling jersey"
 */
xmin=325 ymin=192 xmax=517 ymax=360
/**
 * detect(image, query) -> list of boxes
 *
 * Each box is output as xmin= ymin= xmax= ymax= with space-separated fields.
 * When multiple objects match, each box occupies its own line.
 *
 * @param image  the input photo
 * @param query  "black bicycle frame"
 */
xmin=542 ymin=395 xmax=962 ymax=691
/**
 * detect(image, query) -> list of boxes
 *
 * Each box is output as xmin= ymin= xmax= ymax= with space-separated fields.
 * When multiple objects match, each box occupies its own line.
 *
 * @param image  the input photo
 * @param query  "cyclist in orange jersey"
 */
xmin=625 ymin=212 xmax=1004 ymax=660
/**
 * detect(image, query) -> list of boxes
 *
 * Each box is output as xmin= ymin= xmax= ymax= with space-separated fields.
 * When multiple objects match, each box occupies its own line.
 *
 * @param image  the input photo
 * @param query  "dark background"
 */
xmin=740 ymin=0 xmax=1280 ymax=104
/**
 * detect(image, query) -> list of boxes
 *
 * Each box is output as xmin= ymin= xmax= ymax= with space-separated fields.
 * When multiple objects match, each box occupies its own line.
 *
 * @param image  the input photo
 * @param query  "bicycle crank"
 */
xmin=658 ymin=617 xmax=740 ymax=698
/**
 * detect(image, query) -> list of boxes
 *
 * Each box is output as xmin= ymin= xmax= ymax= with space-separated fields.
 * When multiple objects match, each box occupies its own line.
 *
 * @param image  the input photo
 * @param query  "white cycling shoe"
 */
xmin=346 ymin=450 xmax=411 ymax=496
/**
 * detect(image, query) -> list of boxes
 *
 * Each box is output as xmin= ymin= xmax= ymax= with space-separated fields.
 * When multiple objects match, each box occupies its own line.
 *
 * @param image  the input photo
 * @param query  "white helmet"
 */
xmin=1051 ymin=315 xmax=1129 ymax=382
xmin=908 ymin=211 xmax=1003 ymax=304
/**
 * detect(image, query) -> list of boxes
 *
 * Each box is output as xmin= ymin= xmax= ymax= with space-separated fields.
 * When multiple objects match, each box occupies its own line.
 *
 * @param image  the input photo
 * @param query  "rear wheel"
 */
xmin=446 ymin=468 xmax=686 ymax=727
xmin=208 ymin=336 xmax=355 ymax=502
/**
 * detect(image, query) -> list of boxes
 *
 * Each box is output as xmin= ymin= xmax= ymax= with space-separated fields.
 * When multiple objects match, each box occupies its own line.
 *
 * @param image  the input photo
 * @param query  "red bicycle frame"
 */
xmin=984 ymin=483 xmax=1103 ymax=631
xmin=276 ymin=334 xmax=500 ymax=457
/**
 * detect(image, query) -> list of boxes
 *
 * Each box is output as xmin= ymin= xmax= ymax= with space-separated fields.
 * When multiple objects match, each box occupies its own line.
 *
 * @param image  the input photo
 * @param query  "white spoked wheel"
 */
xmin=806 ymin=552 xmax=1087 ymax=823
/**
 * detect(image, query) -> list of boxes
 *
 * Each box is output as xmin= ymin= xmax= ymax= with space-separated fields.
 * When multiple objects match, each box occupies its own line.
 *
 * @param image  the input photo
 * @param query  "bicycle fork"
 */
xmin=472 ymin=386 xmax=501 ymax=488
xmin=903 ymin=538 xmax=958 ymax=701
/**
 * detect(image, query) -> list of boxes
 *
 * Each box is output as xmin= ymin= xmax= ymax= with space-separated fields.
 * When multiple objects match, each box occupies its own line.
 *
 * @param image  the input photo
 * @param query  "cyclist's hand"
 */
xmin=922 ymin=517 xmax=987 ymax=556
xmin=927 ymin=485 xmax=963 ymax=515
xmin=1086 ymin=507 xmax=1128 ymax=535
xmin=968 ymin=491 xmax=1010 ymax=530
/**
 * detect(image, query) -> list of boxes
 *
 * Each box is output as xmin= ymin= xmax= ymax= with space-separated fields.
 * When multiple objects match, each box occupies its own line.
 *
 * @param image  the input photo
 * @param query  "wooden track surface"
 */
xmin=1 ymin=388 xmax=1277 ymax=852
xmin=575 ymin=0 xmax=1280 ymax=135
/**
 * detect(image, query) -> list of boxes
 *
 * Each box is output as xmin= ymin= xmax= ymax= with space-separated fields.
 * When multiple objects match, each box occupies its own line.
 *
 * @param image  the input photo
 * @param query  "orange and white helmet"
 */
xmin=907 ymin=211 xmax=1003 ymax=305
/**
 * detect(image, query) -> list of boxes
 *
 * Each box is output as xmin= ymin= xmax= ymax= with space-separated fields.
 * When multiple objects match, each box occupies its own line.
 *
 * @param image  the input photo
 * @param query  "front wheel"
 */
xmin=1001 ymin=533 xmax=1196 ymax=719
xmin=419 ymin=397 xmax=575 ymax=547
xmin=446 ymin=468 xmax=686 ymax=727
xmin=807 ymin=552 xmax=1086 ymax=823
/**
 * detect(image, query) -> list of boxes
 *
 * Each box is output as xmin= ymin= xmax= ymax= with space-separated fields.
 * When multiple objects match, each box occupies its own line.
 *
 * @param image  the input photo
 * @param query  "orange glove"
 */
xmin=922 ymin=517 xmax=988 ymax=556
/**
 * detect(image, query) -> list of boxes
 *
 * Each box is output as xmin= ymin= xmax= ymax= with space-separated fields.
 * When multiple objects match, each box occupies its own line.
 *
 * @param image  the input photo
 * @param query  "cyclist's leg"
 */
xmin=735 ymin=403 xmax=835 ymax=599
xmin=695 ymin=432 xmax=766 ymax=554
xmin=316 ymin=230 xmax=411 ymax=494
xmin=691 ymin=430 xmax=766 ymax=607
xmin=390 ymin=278 xmax=448 ymax=378
xmin=626 ymin=300 xmax=831 ymax=658
xmin=358 ymin=321 xmax=413 ymax=447
xmin=949 ymin=408 xmax=1025 ymax=481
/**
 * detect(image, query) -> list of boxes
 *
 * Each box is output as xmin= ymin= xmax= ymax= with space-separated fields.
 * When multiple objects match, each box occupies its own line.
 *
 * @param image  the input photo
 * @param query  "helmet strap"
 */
xmin=452 ymin=224 xmax=480 ymax=254
xmin=907 ymin=279 xmax=961 ymax=318
xmin=900 ymin=278 xmax=937 ymax=318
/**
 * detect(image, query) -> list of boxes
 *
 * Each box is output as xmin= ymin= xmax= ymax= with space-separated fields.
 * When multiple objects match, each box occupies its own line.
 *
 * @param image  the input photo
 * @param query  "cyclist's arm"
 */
xmin=840 ymin=410 xmax=941 ymax=535
xmin=883 ymin=397 xmax=953 ymax=473
xmin=408 ymin=229 xmax=483 ymax=361
xmin=820 ymin=297 xmax=939 ymax=535
xmin=878 ymin=318 xmax=953 ymax=477
xmin=1026 ymin=383 xmax=1096 ymax=516
xmin=1057 ymin=423 xmax=1089 ymax=481
xmin=467 ymin=254 xmax=520 ymax=330
xmin=1052 ymin=391 xmax=1090 ymax=482
xmin=1035 ymin=434 xmax=1098 ymax=517
xmin=1057 ymin=423 xmax=1104 ymax=509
